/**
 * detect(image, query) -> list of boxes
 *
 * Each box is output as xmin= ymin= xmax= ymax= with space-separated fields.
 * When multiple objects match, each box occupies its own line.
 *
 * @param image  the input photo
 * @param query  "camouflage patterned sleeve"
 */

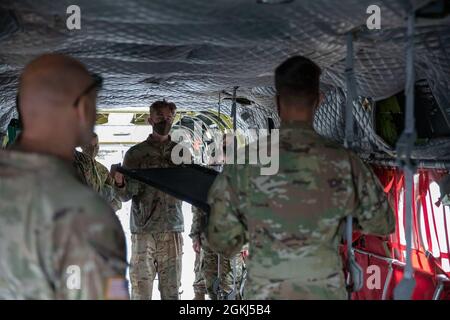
xmin=52 ymin=202 xmax=129 ymax=300
xmin=189 ymin=206 xmax=204 ymax=241
xmin=100 ymin=184 xmax=122 ymax=211
xmin=99 ymin=183 xmax=115 ymax=203
xmin=97 ymin=162 xmax=123 ymax=211
xmin=73 ymin=151 xmax=91 ymax=186
xmin=109 ymin=196 xmax=123 ymax=212
xmin=206 ymin=164 xmax=248 ymax=258
xmin=350 ymin=153 xmax=395 ymax=236
xmin=115 ymin=149 xmax=141 ymax=202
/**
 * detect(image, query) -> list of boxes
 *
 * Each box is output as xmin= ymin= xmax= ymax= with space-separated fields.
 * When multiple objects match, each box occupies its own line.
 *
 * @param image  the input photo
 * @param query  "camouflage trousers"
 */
xmin=193 ymin=252 xmax=206 ymax=295
xmin=130 ymin=232 xmax=183 ymax=300
xmin=201 ymin=246 xmax=245 ymax=300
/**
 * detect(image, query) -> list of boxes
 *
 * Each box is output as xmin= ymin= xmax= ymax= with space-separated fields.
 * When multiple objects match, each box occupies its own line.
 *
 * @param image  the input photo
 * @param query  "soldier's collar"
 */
xmin=147 ymin=133 xmax=172 ymax=144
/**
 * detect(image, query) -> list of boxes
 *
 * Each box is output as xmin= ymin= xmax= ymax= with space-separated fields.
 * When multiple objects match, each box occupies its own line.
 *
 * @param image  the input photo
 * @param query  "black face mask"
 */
xmin=153 ymin=120 xmax=172 ymax=136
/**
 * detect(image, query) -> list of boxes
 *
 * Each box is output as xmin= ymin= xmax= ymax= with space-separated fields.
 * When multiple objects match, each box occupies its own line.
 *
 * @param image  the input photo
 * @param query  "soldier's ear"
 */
xmin=313 ymin=92 xmax=325 ymax=114
xmin=318 ymin=91 xmax=325 ymax=105
xmin=76 ymin=95 xmax=95 ymax=127
xmin=74 ymin=95 xmax=96 ymax=145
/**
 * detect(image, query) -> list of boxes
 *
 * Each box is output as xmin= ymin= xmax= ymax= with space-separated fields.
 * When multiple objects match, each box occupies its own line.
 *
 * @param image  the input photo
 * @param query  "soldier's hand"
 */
xmin=193 ymin=239 xmax=201 ymax=254
xmin=110 ymin=163 xmax=124 ymax=186
xmin=114 ymin=171 xmax=125 ymax=187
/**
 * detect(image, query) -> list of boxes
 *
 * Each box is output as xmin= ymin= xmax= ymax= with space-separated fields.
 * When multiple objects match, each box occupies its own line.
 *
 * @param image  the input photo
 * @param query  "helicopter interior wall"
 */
xmin=0 ymin=0 xmax=449 ymax=162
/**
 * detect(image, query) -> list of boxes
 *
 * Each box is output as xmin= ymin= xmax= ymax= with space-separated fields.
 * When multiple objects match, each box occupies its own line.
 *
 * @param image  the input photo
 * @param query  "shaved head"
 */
xmin=275 ymin=56 xmax=322 ymax=123
xmin=17 ymin=54 xmax=98 ymax=160
xmin=19 ymin=54 xmax=91 ymax=115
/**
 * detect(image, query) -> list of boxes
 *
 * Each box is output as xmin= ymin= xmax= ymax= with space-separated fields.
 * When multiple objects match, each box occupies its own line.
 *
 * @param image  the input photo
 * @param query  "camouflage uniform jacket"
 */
xmin=94 ymin=159 xmax=122 ymax=211
xmin=73 ymin=151 xmax=121 ymax=211
xmin=115 ymin=135 xmax=184 ymax=234
xmin=0 ymin=149 xmax=128 ymax=299
xmin=206 ymin=121 xmax=395 ymax=299
xmin=189 ymin=206 xmax=204 ymax=243
xmin=190 ymin=206 xmax=248 ymax=252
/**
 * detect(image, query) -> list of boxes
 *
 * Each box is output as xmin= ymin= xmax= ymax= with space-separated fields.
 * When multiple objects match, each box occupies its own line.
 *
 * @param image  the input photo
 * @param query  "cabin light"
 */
xmin=256 ymin=0 xmax=294 ymax=4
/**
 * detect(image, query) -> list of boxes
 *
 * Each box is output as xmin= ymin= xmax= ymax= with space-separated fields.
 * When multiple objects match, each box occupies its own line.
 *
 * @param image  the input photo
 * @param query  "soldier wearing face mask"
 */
xmin=114 ymin=100 xmax=189 ymax=300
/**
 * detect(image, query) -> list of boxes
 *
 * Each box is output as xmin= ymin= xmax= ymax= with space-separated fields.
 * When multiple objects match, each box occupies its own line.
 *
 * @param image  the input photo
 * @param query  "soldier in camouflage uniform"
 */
xmin=206 ymin=56 xmax=395 ymax=299
xmin=190 ymin=205 xmax=207 ymax=300
xmin=74 ymin=133 xmax=122 ymax=211
xmin=0 ymin=54 xmax=128 ymax=299
xmin=192 ymin=251 xmax=207 ymax=300
xmin=114 ymin=100 xmax=188 ymax=300
xmin=191 ymin=206 xmax=245 ymax=300
xmin=190 ymin=148 xmax=247 ymax=300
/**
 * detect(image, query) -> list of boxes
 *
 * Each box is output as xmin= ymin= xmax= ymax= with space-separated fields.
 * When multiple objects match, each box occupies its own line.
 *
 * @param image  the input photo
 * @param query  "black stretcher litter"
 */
xmin=117 ymin=165 xmax=218 ymax=213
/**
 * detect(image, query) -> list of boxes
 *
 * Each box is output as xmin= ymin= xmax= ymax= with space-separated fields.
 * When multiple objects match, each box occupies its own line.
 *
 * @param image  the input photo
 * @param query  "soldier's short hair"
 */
xmin=275 ymin=56 xmax=321 ymax=107
xmin=149 ymin=99 xmax=177 ymax=114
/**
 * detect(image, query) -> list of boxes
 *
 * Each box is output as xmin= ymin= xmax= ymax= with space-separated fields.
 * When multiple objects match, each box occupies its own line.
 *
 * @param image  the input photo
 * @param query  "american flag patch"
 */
xmin=105 ymin=277 xmax=129 ymax=300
